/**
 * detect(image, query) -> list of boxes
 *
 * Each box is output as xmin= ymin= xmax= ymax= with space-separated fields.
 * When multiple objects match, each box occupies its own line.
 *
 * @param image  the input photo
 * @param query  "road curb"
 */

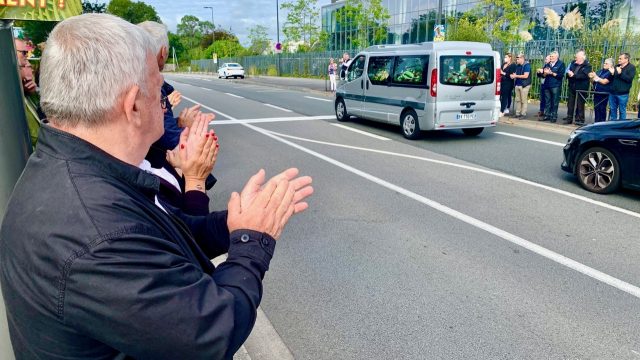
xmin=498 ymin=116 xmax=577 ymax=135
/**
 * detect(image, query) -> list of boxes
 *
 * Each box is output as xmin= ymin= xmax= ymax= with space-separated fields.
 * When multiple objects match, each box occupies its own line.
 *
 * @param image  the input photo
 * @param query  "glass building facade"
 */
xmin=321 ymin=0 xmax=639 ymax=51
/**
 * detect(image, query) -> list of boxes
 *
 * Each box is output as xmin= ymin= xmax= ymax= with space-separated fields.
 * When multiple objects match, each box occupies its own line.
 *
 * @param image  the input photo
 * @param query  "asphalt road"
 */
xmin=166 ymin=73 xmax=640 ymax=360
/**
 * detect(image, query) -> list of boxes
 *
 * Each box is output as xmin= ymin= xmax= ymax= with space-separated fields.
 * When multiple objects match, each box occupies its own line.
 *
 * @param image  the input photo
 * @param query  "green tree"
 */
xmin=280 ymin=0 xmax=319 ymax=45
xmin=204 ymin=39 xmax=245 ymax=58
xmin=106 ymin=0 xmax=160 ymax=23
xmin=177 ymin=15 xmax=204 ymax=49
xmin=335 ymin=0 xmax=390 ymax=49
xmin=247 ymin=25 xmax=271 ymax=55
xmin=480 ymin=0 xmax=527 ymax=48
xmin=446 ymin=14 xmax=490 ymax=43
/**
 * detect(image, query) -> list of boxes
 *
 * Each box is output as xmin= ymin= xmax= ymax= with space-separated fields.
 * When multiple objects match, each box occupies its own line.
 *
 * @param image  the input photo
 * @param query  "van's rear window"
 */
xmin=440 ymin=56 xmax=494 ymax=86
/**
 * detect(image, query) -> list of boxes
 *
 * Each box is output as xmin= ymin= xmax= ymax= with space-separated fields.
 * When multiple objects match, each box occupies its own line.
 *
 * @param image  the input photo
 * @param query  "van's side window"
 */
xmin=347 ymin=55 xmax=366 ymax=82
xmin=367 ymin=57 xmax=394 ymax=85
xmin=440 ymin=56 xmax=494 ymax=86
xmin=392 ymin=56 xmax=428 ymax=86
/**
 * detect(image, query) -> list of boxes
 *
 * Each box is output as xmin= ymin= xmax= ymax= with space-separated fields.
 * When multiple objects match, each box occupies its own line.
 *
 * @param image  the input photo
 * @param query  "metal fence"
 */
xmin=192 ymin=40 xmax=640 ymax=106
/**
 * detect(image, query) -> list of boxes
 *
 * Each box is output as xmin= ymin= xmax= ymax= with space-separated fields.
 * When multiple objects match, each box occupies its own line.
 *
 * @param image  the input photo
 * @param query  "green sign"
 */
xmin=1 ymin=0 xmax=82 ymax=21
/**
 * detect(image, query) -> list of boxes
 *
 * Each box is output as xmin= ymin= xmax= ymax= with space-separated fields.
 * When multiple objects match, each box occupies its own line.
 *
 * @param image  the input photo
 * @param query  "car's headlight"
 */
xmin=567 ymin=130 xmax=583 ymax=143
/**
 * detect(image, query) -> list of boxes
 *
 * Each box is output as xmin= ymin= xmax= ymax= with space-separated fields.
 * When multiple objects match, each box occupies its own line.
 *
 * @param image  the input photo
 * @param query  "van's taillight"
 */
xmin=430 ymin=68 xmax=437 ymax=97
xmin=495 ymin=69 xmax=501 ymax=96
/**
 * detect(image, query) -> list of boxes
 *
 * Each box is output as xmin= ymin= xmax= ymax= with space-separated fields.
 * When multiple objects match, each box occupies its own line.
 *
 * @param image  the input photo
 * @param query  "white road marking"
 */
xmin=199 ymin=87 xmax=211 ymax=91
xmin=225 ymin=92 xmax=245 ymax=99
xmin=212 ymin=116 xmax=334 ymax=125
xmin=305 ymin=96 xmax=332 ymax=102
xmin=181 ymin=95 xmax=234 ymax=120
xmin=263 ymin=103 xmax=293 ymax=112
xmin=180 ymin=96 xmax=640 ymax=300
xmin=495 ymin=131 xmax=566 ymax=147
xmin=331 ymin=124 xmax=390 ymax=140
xmin=265 ymin=129 xmax=640 ymax=221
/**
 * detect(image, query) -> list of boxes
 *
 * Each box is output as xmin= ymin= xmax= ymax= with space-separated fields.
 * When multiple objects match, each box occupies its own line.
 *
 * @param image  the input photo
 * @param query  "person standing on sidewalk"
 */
xmin=542 ymin=51 xmax=565 ymax=123
xmin=564 ymin=50 xmax=592 ymax=125
xmin=609 ymin=52 xmax=636 ymax=120
xmin=339 ymin=52 xmax=352 ymax=80
xmin=589 ymin=58 xmax=613 ymax=123
xmin=511 ymin=53 xmax=531 ymax=118
xmin=499 ymin=53 xmax=516 ymax=117
xmin=536 ymin=55 xmax=551 ymax=118
xmin=328 ymin=58 xmax=337 ymax=92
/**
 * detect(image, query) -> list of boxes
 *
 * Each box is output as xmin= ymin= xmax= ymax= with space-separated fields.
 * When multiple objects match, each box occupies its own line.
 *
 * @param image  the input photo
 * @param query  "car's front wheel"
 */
xmin=577 ymin=147 xmax=621 ymax=194
xmin=335 ymin=98 xmax=349 ymax=122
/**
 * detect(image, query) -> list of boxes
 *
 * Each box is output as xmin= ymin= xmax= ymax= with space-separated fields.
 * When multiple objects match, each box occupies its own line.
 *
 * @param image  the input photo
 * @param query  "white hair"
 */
xmin=604 ymin=58 xmax=614 ymax=66
xmin=40 ymin=13 xmax=155 ymax=127
xmin=137 ymin=21 xmax=169 ymax=55
xmin=550 ymin=51 xmax=559 ymax=57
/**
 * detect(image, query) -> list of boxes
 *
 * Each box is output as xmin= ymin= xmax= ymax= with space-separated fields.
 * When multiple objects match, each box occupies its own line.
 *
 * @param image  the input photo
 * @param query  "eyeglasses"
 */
xmin=16 ymin=50 xmax=28 ymax=57
xmin=160 ymin=96 xmax=168 ymax=109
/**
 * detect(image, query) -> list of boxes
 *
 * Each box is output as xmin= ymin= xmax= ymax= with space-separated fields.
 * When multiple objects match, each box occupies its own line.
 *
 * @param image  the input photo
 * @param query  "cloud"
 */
xmin=144 ymin=0 xmax=331 ymax=46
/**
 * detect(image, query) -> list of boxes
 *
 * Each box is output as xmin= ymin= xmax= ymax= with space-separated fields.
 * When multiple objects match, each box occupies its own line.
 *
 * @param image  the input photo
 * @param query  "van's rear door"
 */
xmin=435 ymin=50 xmax=497 ymax=128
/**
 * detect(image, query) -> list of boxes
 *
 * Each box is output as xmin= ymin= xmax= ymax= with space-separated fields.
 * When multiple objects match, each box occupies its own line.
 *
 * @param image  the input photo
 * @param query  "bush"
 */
xmin=267 ymin=65 xmax=278 ymax=76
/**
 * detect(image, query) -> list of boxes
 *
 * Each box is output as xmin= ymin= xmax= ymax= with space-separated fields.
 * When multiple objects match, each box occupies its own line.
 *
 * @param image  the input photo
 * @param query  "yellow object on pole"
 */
xmin=0 ymin=0 xmax=82 ymax=21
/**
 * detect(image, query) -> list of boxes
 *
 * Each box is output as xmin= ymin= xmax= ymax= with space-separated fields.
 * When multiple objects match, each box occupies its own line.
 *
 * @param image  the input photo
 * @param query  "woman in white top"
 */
xmin=328 ymin=58 xmax=337 ymax=92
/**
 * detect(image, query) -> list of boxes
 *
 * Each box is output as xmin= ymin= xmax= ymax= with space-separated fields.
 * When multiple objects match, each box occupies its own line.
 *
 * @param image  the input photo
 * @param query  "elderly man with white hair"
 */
xmin=564 ymin=49 xmax=592 ymax=125
xmin=0 ymin=13 xmax=313 ymax=359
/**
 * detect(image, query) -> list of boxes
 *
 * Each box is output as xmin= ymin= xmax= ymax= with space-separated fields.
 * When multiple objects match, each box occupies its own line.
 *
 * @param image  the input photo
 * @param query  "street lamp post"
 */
xmin=276 ymin=0 xmax=281 ymax=76
xmin=203 ymin=6 xmax=215 ymax=73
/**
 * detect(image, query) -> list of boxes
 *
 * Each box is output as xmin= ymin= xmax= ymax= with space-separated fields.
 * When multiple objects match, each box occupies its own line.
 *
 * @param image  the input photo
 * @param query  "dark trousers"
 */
xmin=593 ymin=93 xmax=608 ymax=123
xmin=500 ymin=86 xmax=513 ymax=112
xmin=539 ymin=83 xmax=547 ymax=112
xmin=566 ymin=88 xmax=586 ymax=122
xmin=544 ymin=86 xmax=560 ymax=120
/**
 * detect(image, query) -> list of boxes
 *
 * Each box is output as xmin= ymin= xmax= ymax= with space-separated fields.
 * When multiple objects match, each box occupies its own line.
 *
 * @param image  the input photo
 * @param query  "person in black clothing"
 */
xmin=535 ymin=55 xmax=551 ymax=117
xmin=564 ymin=50 xmax=592 ymax=125
xmin=589 ymin=58 xmax=614 ymax=123
xmin=0 ymin=14 xmax=314 ymax=359
xmin=500 ymin=53 xmax=516 ymax=116
xmin=541 ymin=51 xmax=565 ymax=123
xmin=608 ymin=52 xmax=637 ymax=120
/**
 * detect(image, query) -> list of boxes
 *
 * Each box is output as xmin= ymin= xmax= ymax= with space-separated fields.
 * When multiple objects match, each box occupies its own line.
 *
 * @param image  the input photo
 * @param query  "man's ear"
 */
xmin=123 ymin=85 xmax=141 ymax=126
xmin=159 ymin=46 xmax=168 ymax=62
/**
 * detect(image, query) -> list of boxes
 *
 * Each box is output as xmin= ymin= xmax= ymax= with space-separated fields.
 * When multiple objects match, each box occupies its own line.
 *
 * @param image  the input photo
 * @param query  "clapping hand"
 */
xmin=168 ymin=114 xmax=219 ymax=191
xmin=167 ymin=91 xmax=182 ymax=108
xmin=227 ymin=168 xmax=313 ymax=240
xmin=178 ymin=104 xmax=215 ymax=129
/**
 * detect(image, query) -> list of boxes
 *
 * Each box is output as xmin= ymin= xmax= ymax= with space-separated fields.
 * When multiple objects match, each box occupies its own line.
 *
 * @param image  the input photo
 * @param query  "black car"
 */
xmin=562 ymin=120 xmax=640 ymax=194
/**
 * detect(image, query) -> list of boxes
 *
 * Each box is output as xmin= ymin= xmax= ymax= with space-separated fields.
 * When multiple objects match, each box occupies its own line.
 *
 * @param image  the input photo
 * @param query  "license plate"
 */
xmin=456 ymin=113 xmax=477 ymax=121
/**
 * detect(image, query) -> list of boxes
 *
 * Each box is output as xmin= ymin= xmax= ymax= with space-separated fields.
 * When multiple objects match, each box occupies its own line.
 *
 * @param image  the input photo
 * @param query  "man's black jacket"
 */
xmin=0 ymin=125 xmax=276 ymax=359
xmin=610 ymin=62 xmax=637 ymax=95
xmin=566 ymin=60 xmax=592 ymax=91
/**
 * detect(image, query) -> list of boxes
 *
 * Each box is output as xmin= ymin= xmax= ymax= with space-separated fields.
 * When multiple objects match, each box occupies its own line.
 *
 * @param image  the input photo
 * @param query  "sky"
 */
xmin=143 ymin=0 xmax=332 ymax=46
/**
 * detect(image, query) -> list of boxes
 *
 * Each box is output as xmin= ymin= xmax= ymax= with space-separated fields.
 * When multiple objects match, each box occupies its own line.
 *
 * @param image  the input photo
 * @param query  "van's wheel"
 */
xmin=462 ymin=127 xmax=484 ymax=136
xmin=401 ymin=109 xmax=421 ymax=140
xmin=335 ymin=98 xmax=349 ymax=122
xmin=577 ymin=147 xmax=621 ymax=194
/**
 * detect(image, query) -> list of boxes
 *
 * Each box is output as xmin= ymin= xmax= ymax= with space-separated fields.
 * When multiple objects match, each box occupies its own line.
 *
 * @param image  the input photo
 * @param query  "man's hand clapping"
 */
xmin=227 ymin=168 xmax=313 ymax=240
